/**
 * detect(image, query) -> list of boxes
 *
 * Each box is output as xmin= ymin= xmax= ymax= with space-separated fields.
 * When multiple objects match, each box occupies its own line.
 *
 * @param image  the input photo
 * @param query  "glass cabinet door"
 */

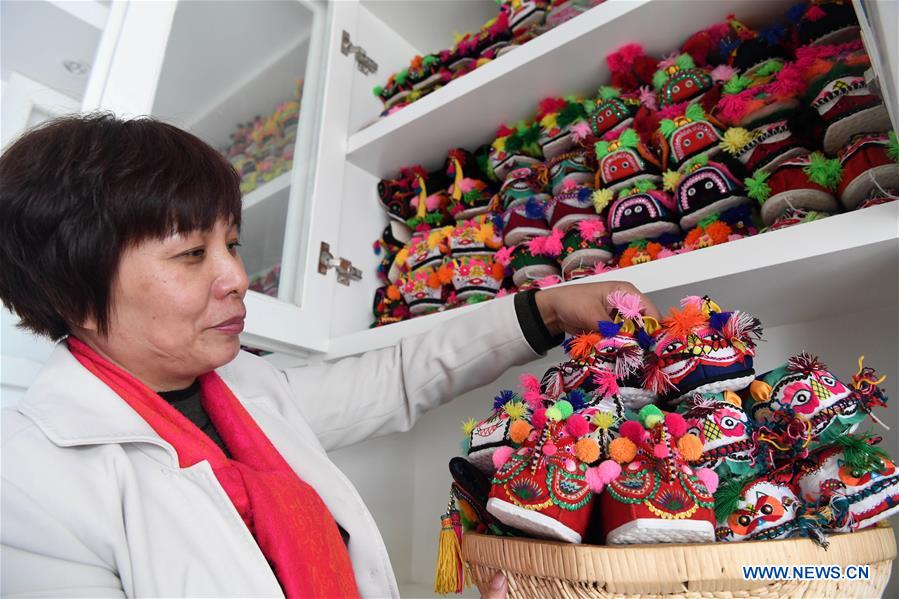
xmin=150 ymin=0 xmax=323 ymax=301
xmin=84 ymin=0 xmax=360 ymax=353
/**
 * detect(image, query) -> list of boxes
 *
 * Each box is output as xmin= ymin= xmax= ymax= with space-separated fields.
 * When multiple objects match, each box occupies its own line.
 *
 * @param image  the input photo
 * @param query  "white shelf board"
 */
xmin=346 ymin=0 xmax=793 ymax=178
xmin=242 ymin=171 xmax=291 ymax=211
xmin=324 ymin=202 xmax=899 ymax=360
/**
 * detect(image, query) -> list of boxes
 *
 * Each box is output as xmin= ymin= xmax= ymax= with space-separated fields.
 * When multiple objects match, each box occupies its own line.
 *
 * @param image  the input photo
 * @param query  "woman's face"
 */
xmin=80 ymin=218 xmax=249 ymax=390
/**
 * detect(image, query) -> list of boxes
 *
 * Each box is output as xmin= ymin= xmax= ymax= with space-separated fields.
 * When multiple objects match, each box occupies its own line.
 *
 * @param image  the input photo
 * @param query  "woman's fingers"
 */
xmin=481 ymin=573 xmax=508 ymax=599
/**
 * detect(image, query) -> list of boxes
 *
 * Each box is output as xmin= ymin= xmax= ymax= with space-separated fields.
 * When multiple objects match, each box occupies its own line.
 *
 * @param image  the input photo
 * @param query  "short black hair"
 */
xmin=0 ymin=112 xmax=242 ymax=340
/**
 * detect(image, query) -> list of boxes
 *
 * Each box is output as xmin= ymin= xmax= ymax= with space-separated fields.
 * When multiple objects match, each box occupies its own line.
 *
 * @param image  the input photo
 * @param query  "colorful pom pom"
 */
xmin=575 ymin=438 xmax=601 ymax=463
xmin=532 ymin=407 xmax=548 ymax=429
xmin=677 ymin=433 xmax=704 ymax=461
xmin=696 ymin=467 xmax=719 ymax=494
xmin=509 ymin=419 xmax=532 ymax=444
xmin=665 ymin=413 xmax=687 ymax=437
xmin=492 ymin=446 xmax=514 ymax=469
xmin=555 ymin=399 xmax=574 ymax=419
xmin=592 ymin=188 xmax=615 ymax=213
xmin=566 ymin=414 xmax=590 ymax=437
xmin=609 ymin=436 xmax=637 ymax=464
xmin=653 ymin=442 xmax=671 ymax=458
xmin=545 ymin=406 xmax=563 ymax=422
xmin=639 ymin=404 xmax=664 ymax=428
xmin=619 ymin=420 xmax=646 ymax=444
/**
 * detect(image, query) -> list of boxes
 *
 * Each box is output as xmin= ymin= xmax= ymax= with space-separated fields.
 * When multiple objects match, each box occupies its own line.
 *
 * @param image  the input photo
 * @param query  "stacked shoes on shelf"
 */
xmin=441 ymin=293 xmax=894 ymax=559
xmin=372 ymin=149 xmax=515 ymax=326
xmin=223 ymin=79 xmax=303 ymax=195
xmin=371 ymin=0 xmax=899 ymax=328
xmin=372 ymin=0 xmax=607 ymax=118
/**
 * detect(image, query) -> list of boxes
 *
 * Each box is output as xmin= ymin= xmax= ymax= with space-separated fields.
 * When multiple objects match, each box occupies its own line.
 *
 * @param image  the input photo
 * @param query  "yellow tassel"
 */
xmin=461 ymin=418 xmax=478 ymax=436
xmin=434 ymin=501 xmax=469 ymax=595
xmin=503 ymin=401 xmax=527 ymax=420
xmin=663 ymin=169 xmax=681 ymax=191
xmin=592 ymin=188 xmax=614 ymax=213
xmin=395 ymin=248 xmax=409 ymax=267
xmin=416 ymin=175 xmax=429 ymax=219
xmin=721 ymin=127 xmax=753 ymax=155
xmin=451 ymin=157 xmax=464 ymax=202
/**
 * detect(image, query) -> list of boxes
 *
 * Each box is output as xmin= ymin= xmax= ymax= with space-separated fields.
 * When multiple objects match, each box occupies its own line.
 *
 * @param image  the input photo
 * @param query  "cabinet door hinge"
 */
xmin=318 ymin=241 xmax=362 ymax=286
xmin=341 ymin=30 xmax=377 ymax=75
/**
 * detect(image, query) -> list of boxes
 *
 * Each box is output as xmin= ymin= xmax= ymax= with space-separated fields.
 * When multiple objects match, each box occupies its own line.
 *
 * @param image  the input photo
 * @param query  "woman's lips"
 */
xmin=213 ymin=316 xmax=245 ymax=334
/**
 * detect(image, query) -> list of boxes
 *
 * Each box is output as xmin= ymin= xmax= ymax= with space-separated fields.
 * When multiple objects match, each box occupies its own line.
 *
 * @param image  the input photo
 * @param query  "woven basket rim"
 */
xmin=462 ymin=524 xmax=897 ymax=586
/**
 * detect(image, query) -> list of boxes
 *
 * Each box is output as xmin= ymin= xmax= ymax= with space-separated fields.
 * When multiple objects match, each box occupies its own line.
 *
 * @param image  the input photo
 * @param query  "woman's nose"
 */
xmin=212 ymin=249 xmax=249 ymax=299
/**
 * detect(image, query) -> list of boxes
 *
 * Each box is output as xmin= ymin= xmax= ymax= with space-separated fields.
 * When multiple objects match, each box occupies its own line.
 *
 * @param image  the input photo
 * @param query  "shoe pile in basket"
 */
xmin=223 ymin=80 xmax=303 ymax=195
xmin=439 ymin=293 xmax=894 ymax=581
xmin=371 ymin=0 xmax=899 ymax=328
xmin=373 ymin=0 xmax=607 ymax=118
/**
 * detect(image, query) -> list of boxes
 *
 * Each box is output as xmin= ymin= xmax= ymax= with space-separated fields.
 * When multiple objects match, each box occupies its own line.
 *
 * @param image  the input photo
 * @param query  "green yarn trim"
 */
xmin=598 ymin=85 xmax=620 ymax=100
xmin=804 ymin=152 xmax=842 ymax=190
xmin=757 ymin=58 xmax=784 ymax=77
xmin=685 ymin=102 xmax=706 ymax=122
xmin=395 ymin=69 xmax=409 ymax=85
xmin=595 ymin=141 xmax=611 ymax=159
xmin=675 ymin=53 xmax=695 ymax=70
xmin=745 ymin=171 xmax=772 ymax=203
xmin=888 ymin=131 xmax=899 ymax=163
xmin=834 ymin=433 xmax=889 ymax=473
xmin=660 ymin=118 xmax=677 ymax=138
xmin=652 ymin=69 xmax=669 ymax=91
xmin=557 ymin=101 xmax=588 ymax=128
xmin=714 ymin=474 xmax=752 ymax=523
xmin=619 ymin=128 xmax=639 ymax=149
xmin=724 ymin=74 xmax=752 ymax=95
xmin=372 ymin=85 xmax=384 ymax=97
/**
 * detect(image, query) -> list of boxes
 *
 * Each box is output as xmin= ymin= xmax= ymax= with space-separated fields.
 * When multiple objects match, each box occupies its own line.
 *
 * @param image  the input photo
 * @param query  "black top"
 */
xmin=157 ymin=290 xmax=562 ymax=548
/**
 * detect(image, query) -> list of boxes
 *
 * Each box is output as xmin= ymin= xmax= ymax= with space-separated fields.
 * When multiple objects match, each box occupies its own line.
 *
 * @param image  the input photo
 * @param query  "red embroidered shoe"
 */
xmin=598 ymin=406 xmax=718 ymax=544
xmin=487 ymin=400 xmax=606 ymax=543
xmin=836 ymin=132 xmax=899 ymax=210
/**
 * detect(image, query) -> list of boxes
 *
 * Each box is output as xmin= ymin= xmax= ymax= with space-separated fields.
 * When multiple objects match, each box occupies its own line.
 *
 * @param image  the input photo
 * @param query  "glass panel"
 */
xmin=152 ymin=0 xmax=322 ymax=299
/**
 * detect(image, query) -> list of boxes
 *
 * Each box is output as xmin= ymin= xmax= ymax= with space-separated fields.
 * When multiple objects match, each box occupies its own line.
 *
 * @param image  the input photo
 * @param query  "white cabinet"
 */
xmin=84 ymin=0 xmax=899 ymax=361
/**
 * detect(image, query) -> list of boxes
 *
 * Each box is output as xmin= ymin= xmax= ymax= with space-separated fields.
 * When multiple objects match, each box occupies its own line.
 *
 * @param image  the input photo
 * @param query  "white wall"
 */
xmin=332 ymin=304 xmax=899 ymax=597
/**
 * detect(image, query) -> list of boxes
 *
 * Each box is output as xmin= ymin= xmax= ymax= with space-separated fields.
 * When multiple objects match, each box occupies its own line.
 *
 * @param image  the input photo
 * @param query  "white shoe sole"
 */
xmin=486 ymin=497 xmax=582 ymax=544
xmin=606 ymin=518 xmax=714 ymax=545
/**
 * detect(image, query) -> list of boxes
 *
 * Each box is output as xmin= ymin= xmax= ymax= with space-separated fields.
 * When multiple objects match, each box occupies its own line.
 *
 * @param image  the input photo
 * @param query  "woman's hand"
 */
xmin=534 ymin=281 xmax=660 ymax=336
xmin=482 ymin=573 xmax=508 ymax=599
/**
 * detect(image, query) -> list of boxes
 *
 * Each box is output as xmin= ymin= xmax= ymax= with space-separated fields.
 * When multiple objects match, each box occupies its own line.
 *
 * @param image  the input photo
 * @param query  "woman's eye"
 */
xmin=182 ymin=247 xmax=205 ymax=259
xmin=228 ymin=241 xmax=242 ymax=254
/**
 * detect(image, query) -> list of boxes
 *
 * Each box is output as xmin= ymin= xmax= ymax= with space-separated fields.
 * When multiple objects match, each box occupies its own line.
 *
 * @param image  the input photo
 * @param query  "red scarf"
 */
xmin=68 ymin=337 xmax=360 ymax=598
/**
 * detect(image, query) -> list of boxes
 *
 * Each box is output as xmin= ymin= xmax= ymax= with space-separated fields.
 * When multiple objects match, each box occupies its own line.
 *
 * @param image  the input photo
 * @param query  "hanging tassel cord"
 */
xmin=434 ymin=495 xmax=470 ymax=595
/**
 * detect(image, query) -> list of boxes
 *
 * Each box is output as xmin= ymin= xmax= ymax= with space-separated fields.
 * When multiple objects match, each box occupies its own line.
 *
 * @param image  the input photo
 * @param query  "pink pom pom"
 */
xmin=805 ymin=4 xmax=825 ymax=21
xmin=577 ymin=218 xmax=606 ymax=240
xmin=532 ymin=407 xmax=548 ymax=429
xmin=496 ymin=288 xmax=510 ymax=298
xmin=711 ymin=64 xmax=736 ymax=84
xmin=571 ymin=120 xmax=592 ymax=141
xmin=653 ymin=442 xmax=670 ymax=458
xmin=607 ymin=290 xmax=644 ymax=320
xmin=593 ymin=261 xmax=617 ymax=275
xmin=657 ymin=247 xmax=676 ymax=259
xmin=607 ymin=43 xmax=644 ymax=73
xmin=696 ymin=468 xmax=719 ymax=494
xmin=523 ymin=389 xmax=544 ymax=408
xmin=560 ymin=178 xmax=579 ymax=192
xmin=542 ymin=442 xmax=557 ymax=456
xmin=586 ymin=460 xmax=622 ymax=492
xmin=619 ymin=420 xmax=646 ymax=444
xmin=638 ymin=86 xmax=657 ymax=111
xmin=592 ymin=370 xmax=620 ymax=399
xmin=658 ymin=100 xmax=690 ymax=120
xmin=520 ymin=372 xmax=541 ymax=393
xmin=458 ymin=178 xmax=477 ymax=193
xmin=665 ymin=413 xmax=687 ymax=437
xmin=535 ymin=275 xmax=561 ymax=289
xmin=492 ymin=446 xmax=514 ymax=469
xmin=495 ymin=246 xmax=513 ymax=266
xmin=657 ymin=51 xmax=678 ymax=70
xmin=425 ymin=193 xmax=442 ymax=211
xmin=526 ymin=236 xmax=547 ymax=255
xmin=565 ymin=414 xmax=590 ymax=437
xmin=680 ymin=295 xmax=704 ymax=309
xmin=543 ymin=227 xmax=564 ymax=257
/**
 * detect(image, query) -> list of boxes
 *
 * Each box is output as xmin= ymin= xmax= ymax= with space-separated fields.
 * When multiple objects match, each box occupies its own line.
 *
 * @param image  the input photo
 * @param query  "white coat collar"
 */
xmin=19 ymin=342 xmax=181 ymax=465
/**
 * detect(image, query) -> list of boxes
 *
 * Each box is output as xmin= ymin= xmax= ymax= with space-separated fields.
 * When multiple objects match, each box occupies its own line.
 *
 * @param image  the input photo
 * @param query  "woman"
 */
xmin=0 ymin=114 xmax=659 ymax=598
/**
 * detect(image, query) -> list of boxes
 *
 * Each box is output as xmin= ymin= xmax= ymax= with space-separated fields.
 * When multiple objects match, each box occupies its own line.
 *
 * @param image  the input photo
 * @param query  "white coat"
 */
xmin=1 ymin=298 xmax=541 ymax=597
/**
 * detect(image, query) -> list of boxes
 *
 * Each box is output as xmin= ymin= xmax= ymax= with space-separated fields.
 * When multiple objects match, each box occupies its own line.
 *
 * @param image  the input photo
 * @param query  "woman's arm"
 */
xmin=275 ymin=282 xmax=658 ymax=451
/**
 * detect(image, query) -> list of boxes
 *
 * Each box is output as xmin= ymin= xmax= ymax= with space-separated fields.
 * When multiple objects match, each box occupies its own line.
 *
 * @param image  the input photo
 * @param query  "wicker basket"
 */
xmin=462 ymin=524 xmax=896 ymax=598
